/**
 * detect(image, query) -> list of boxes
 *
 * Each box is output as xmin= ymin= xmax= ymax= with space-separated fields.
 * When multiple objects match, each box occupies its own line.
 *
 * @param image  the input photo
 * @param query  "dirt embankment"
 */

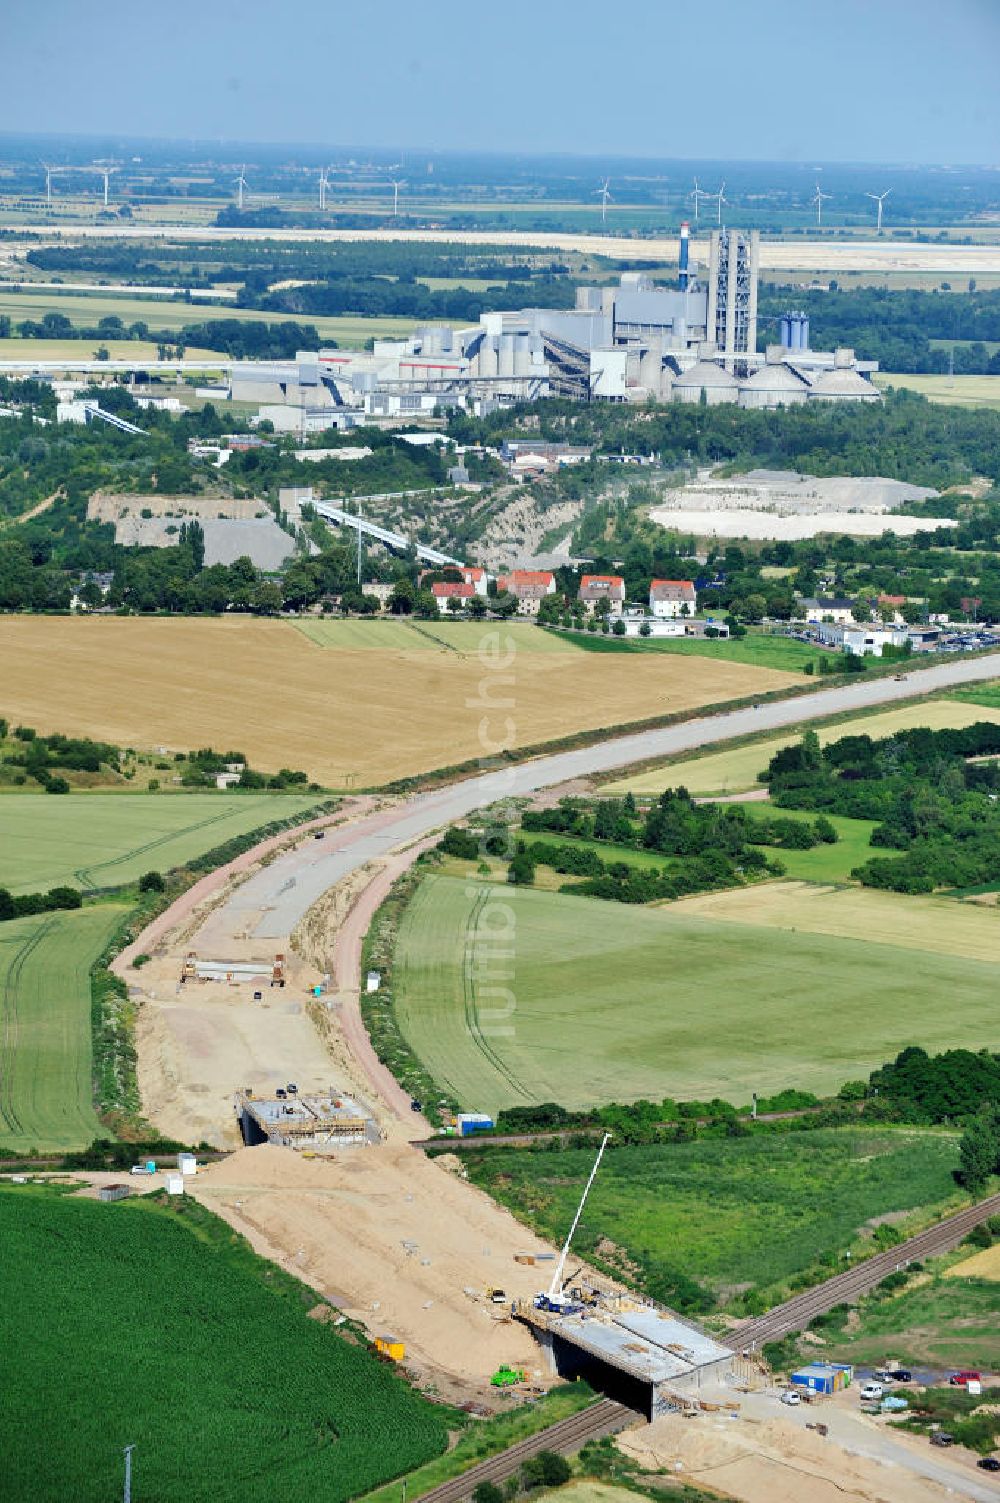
xmin=191 ymin=1143 xmax=569 ymax=1398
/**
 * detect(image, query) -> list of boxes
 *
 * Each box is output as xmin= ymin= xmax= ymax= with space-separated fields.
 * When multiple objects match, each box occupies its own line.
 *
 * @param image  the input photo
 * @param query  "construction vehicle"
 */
xmin=534 ymin=1133 xmax=609 ymax=1315
xmin=486 ymin=1287 xmax=508 ymax=1304
xmin=491 ymin=1365 xmax=525 ymax=1388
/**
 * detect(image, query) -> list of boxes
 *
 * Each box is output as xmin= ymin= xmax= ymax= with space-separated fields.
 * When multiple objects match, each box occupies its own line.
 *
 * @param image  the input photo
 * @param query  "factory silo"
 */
xmin=478 ymin=336 xmax=498 ymax=378
xmin=514 ymin=332 xmax=532 ymax=377
xmin=498 ymin=332 xmax=516 ymax=377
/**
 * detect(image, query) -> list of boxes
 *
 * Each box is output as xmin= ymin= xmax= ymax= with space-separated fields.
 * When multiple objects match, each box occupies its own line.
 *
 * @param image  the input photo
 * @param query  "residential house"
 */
xmin=497 ymin=570 xmax=556 ymax=616
xmin=649 ymin=579 xmax=697 ymax=619
xmin=431 ymin=581 xmax=476 ymax=613
xmin=801 ymin=596 xmax=856 ymax=625
xmin=578 ymin=574 xmax=625 ymax=615
xmin=877 ymin=593 xmax=907 ymax=624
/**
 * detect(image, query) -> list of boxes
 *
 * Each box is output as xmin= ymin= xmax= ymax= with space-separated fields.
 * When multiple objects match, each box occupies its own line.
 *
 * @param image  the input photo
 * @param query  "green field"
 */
xmin=739 ymin=807 xmax=878 ymax=882
xmin=606 ymin=699 xmax=1000 ymax=795
xmin=393 ymin=875 xmax=1000 ymax=1111
xmin=0 ymin=288 xmax=431 ymax=349
xmin=0 ymin=906 xmax=126 ymax=1150
xmin=463 ymin=1129 xmax=960 ymax=1306
xmin=0 ymin=337 xmax=224 ymax=361
xmin=0 ymin=1187 xmax=449 ymax=1503
xmin=292 ymin=618 xmax=575 ymax=654
xmin=0 ymin=792 xmax=322 ymax=894
xmin=784 ymin=1273 xmax=1000 ymax=1371
xmin=949 ymin=681 xmax=1000 ymax=709
xmin=874 ymin=372 xmax=1000 ymax=410
xmin=555 ymin=629 xmax=819 ymax=671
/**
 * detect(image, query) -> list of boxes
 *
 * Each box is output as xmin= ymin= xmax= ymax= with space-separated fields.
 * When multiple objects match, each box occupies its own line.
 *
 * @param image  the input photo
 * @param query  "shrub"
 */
xmin=138 ymin=871 xmax=165 ymax=893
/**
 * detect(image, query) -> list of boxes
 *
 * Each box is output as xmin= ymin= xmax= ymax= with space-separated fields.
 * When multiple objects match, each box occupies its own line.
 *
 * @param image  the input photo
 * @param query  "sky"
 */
xmin=6 ymin=0 xmax=1000 ymax=165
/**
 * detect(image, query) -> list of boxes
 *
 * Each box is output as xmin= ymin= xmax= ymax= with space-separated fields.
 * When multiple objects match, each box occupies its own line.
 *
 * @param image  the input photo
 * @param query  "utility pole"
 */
xmin=123 ymin=1445 xmax=134 ymax=1503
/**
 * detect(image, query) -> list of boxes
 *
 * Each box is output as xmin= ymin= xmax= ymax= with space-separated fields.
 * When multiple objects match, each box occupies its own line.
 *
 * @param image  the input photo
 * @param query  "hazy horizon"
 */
xmin=6 ymin=0 xmax=1000 ymax=167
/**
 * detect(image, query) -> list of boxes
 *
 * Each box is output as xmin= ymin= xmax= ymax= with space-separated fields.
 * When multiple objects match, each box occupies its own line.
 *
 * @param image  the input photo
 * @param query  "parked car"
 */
xmin=286 ymin=1083 xmax=298 ymax=1095
xmin=950 ymin=1370 xmax=982 ymax=1387
xmin=889 ymin=1369 xmax=912 ymax=1383
xmin=977 ymin=1457 xmax=1000 ymax=1472
xmin=410 ymin=1099 xmax=423 ymax=1113
xmin=780 ymin=1389 xmax=801 ymax=1406
xmin=860 ymin=1382 xmax=884 ymax=1402
xmin=930 ymin=1431 xmax=956 ymax=1447
xmin=873 ymin=1369 xmax=893 ymax=1382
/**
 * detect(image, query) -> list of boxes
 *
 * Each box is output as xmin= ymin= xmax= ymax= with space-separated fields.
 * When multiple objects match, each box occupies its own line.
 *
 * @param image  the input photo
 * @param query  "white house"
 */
xmin=431 ymin=581 xmax=476 ymax=613
xmin=497 ymin=570 xmax=556 ymax=617
xmin=801 ymin=597 xmax=856 ymax=625
xmin=649 ymin=579 xmax=697 ymax=618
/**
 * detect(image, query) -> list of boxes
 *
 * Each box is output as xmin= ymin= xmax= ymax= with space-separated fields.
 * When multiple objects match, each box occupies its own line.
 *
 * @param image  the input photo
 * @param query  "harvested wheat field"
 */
xmin=945 ymin=1244 xmax=1000 ymax=1281
xmin=191 ymin=1143 xmax=582 ymax=1389
xmin=673 ymin=880 xmax=1000 ymax=963
xmin=0 ymin=616 xmax=796 ymax=787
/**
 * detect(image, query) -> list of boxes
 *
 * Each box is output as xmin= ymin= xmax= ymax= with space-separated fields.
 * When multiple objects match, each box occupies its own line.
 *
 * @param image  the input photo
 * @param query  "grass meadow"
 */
xmin=292 ymin=618 xmax=573 ymax=654
xmin=392 ymin=875 xmax=1000 ymax=1112
xmin=0 ymin=1187 xmax=449 ymax=1503
xmin=0 ymin=792 xmax=322 ymax=894
xmin=0 ymin=906 xmax=126 ymax=1151
xmin=789 ymin=1273 xmax=1000 ymax=1371
xmin=605 ymin=699 xmax=1000 ymax=795
xmin=874 ymin=372 xmax=1000 ymax=410
xmin=463 ymin=1129 xmax=960 ymax=1304
xmin=559 ymin=629 xmax=820 ymax=671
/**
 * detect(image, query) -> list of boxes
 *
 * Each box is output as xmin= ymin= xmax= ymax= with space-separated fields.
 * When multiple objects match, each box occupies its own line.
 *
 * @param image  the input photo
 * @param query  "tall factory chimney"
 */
xmin=678 ymin=221 xmax=690 ymax=290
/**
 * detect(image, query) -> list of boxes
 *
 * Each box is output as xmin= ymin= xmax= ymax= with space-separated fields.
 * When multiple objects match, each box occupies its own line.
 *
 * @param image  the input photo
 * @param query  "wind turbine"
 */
xmin=42 ymin=163 xmax=54 ymax=207
xmin=811 ymin=181 xmax=832 ymax=227
xmin=690 ymin=176 xmax=708 ymax=226
xmin=96 ymin=163 xmax=118 ymax=209
xmin=390 ymin=179 xmax=406 ymax=217
xmin=866 ymin=188 xmax=891 ymax=233
xmin=714 ymin=181 xmax=728 ymax=226
xmin=235 ymin=165 xmax=249 ymax=211
xmin=595 ymin=178 xmax=613 ymax=226
xmin=318 ymin=165 xmax=331 ymax=211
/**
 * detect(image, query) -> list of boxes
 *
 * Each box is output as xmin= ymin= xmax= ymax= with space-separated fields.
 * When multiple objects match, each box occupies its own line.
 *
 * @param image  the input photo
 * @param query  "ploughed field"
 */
xmin=0 ymin=1187 xmax=449 ymax=1503
xmin=0 ymin=906 xmax=127 ymax=1150
xmin=0 ymin=616 xmax=797 ymax=787
xmin=0 ymin=792 xmax=323 ymax=894
xmin=392 ymin=874 xmax=1000 ymax=1112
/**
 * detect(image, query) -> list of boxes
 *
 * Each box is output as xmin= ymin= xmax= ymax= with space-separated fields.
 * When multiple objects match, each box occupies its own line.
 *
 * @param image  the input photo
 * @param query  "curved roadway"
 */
xmin=228 ymin=652 xmax=1000 ymax=940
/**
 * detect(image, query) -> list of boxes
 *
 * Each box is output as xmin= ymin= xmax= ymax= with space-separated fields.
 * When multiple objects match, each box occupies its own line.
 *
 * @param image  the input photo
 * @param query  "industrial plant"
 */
xmin=229 ymin=225 xmax=879 ymax=426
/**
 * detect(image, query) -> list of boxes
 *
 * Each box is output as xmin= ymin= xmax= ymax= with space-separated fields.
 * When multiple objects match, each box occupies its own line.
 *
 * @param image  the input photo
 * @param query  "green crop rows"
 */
xmin=0 ymin=792 xmax=323 ymax=893
xmin=0 ymin=1188 xmax=450 ymax=1503
xmin=0 ymin=906 xmax=127 ymax=1150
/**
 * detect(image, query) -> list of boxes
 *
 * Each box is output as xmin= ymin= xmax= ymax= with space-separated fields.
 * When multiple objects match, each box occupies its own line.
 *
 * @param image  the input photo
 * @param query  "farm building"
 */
xmin=814 ymin=623 xmax=909 ymax=657
xmin=519 ymin=1295 xmax=734 ymax=1418
xmin=790 ymin=1362 xmax=854 ymax=1395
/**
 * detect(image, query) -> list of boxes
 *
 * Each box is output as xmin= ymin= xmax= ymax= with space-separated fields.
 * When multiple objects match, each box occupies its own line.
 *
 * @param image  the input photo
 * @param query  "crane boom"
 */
xmin=546 ymin=1133 xmax=610 ymax=1301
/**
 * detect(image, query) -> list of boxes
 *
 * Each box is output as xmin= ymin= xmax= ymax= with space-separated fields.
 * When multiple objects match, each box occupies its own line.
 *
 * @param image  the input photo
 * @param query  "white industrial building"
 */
xmin=228 ymin=226 xmax=879 ymax=421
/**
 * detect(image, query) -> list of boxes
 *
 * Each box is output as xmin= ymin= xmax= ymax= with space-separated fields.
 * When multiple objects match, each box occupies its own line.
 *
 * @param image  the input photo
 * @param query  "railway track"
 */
xmin=730 ymin=1190 xmax=1000 ymax=1351
xmin=413 ymin=1398 xmax=634 ymax=1503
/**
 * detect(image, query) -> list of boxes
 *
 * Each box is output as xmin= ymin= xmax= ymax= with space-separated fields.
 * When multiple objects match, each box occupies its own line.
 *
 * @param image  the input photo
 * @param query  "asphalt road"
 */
xmin=229 ymin=651 xmax=1000 ymax=939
